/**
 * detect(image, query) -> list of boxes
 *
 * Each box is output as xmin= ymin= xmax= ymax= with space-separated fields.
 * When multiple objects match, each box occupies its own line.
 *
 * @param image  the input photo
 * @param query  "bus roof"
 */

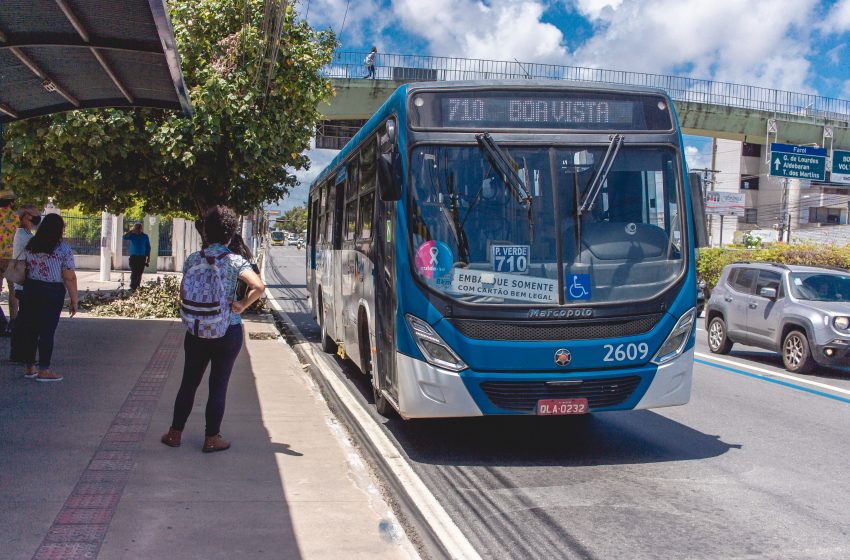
xmin=405 ymin=79 xmax=671 ymax=98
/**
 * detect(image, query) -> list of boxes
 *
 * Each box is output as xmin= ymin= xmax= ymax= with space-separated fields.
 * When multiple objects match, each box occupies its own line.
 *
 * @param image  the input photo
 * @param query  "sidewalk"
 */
xmin=0 ymin=278 xmax=417 ymax=558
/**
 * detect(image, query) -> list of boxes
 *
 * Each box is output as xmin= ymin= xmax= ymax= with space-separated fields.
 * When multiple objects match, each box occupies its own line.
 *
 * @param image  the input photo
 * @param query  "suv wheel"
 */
xmin=782 ymin=330 xmax=815 ymax=374
xmin=708 ymin=317 xmax=733 ymax=354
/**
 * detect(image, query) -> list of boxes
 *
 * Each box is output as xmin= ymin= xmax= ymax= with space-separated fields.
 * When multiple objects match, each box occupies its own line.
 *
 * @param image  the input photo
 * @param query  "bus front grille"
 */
xmin=449 ymin=315 xmax=661 ymax=341
xmin=480 ymin=376 xmax=642 ymax=412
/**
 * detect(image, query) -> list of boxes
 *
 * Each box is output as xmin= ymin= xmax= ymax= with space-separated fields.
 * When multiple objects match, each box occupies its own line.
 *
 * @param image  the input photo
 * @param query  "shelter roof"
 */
xmin=0 ymin=0 xmax=192 ymax=124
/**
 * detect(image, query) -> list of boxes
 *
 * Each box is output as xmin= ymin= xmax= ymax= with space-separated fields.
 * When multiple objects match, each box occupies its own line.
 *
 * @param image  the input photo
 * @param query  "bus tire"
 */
xmin=360 ymin=314 xmax=395 ymax=417
xmin=319 ymin=296 xmax=336 ymax=354
xmin=373 ymin=382 xmax=394 ymax=418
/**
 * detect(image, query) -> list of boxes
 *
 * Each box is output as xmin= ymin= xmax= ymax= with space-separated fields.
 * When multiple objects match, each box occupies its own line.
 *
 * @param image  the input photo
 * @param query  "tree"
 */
xmin=276 ymin=205 xmax=307 ymax=232
xmin=1 ymin=0 xmax=336 ymax=217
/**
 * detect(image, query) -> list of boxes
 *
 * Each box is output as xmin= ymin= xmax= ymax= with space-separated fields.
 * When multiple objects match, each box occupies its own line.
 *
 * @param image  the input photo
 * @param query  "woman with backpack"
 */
xmin=161 ymin=206 xmax=265 ymax=452
xmin=18 ymin=213 xmax=78 ymax=382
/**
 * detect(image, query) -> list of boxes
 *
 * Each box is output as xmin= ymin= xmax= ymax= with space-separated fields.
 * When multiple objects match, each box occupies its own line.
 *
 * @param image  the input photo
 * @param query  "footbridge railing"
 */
xmin=325 ymin=51 xmax=850 ymax=125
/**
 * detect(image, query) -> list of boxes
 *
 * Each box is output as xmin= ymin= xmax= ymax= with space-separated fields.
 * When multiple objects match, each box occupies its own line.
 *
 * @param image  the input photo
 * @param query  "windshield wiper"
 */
xmin=475 ymin=133 xmax=532 ymax=208
xmin=579 ymin=134 xmax=624 ymax=214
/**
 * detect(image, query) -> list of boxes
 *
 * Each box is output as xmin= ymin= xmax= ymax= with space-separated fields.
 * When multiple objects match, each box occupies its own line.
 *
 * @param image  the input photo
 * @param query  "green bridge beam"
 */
xmin=321 ymin=78 xmax=850 ymax=149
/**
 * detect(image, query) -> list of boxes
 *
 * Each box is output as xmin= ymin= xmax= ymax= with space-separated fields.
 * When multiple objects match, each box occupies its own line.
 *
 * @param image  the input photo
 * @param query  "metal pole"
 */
xmin=786 ymin=212 xmax=792 ymax=243
xmin=719 ymin=215 xmax=724 ymax=247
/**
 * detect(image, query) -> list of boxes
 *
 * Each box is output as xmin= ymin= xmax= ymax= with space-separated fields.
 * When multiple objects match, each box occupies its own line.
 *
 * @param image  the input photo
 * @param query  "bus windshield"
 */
xmin=409 ymin=144 xmax=685 ymax=306
xmin=271 ymin=231 xmax=284 ymax=242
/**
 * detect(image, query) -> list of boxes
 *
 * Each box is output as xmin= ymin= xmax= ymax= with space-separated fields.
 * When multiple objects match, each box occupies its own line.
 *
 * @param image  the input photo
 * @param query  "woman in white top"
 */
xmin=18 ymin=213 xmax=78 ymax=382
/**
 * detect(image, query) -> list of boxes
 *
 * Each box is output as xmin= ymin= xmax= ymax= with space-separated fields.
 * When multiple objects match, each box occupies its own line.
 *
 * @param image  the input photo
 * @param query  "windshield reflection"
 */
xmin=790 ymin=273 xmax=850 ymax=301
xmin=409 ymin=144 xmax=685 ymax=306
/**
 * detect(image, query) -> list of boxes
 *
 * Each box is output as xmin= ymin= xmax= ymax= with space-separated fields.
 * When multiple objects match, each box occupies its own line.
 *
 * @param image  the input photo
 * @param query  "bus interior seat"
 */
xmin=573 ymin=222 xmax=677 ymax=299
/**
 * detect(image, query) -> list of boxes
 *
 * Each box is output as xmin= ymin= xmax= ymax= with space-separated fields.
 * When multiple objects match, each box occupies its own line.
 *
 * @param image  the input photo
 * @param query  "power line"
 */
xmin=338 ymin=0 xmax=351 ymax=37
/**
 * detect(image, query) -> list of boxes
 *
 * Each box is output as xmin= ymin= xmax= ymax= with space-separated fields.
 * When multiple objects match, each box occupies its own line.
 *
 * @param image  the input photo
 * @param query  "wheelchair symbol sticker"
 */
xmin=567 ymin=274 xmax=592 ymax=301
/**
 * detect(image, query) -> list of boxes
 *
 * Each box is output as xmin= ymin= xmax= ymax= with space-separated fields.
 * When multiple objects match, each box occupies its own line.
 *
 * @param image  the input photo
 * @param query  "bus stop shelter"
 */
xmin=0 ymin=0 xmax=192 ymax=123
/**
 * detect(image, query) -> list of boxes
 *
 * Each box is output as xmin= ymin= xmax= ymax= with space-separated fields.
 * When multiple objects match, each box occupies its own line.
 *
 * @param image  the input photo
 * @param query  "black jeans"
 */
xmin=170 ymin=323 xmax=244 ymax=437
xmin=129 ymin=255 xmax=147 ymax=290
xmin=18 ymin=280 xmax=66 ymax=369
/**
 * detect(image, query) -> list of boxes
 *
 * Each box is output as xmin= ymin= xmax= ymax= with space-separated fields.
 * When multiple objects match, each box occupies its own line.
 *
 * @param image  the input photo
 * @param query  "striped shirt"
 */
xmin=183 ymin=243 xmax=251 ymax=325
xmin=24 ymin=242 xmax=76 ymax=283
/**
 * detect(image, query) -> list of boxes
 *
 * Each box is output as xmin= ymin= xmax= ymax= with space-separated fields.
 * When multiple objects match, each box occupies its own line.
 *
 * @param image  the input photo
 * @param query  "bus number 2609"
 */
xmin=603 ymin=343 xmax=649 ymax=362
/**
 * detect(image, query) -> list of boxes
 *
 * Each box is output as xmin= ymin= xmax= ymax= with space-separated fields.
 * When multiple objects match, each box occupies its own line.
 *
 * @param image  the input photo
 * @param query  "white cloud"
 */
xmin=573 ymin=0 xmax=624 ymax=19
xmin=392 ymin=0 xmax=569 ymax=63
xmin=303 ymin=0 xmax=387 ymax=45
xmin=685 ymin=145 xmax=710 ymax=171
xmin=569 ymin=0 xmax=818 ymax=91
xmin=821 ymin=0 xmax=850 ymax=33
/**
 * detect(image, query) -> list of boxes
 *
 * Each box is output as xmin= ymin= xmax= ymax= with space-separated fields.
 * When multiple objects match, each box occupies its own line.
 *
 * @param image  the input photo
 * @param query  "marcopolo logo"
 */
xmin=527 ymin=308 xmax=593 ymax=319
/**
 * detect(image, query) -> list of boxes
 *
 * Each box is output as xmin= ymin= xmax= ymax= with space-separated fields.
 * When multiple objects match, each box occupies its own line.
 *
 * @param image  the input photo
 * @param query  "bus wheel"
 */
xmin=373 ymin=381 xmax=394 ymax=418
xmin=319 ymin=296 xmax=336 ymax=354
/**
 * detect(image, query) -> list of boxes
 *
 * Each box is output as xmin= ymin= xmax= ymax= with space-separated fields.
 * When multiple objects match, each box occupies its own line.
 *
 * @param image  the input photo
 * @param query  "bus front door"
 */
xmin=374 ymin=201 xmax=398 ymax=401
xmin=331 ymin=178 xmax=345 ymax=344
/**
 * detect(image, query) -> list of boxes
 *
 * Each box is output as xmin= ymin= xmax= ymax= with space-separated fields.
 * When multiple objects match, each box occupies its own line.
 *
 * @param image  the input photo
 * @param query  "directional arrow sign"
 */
xmin=831 ymin=149 xmax=850 ymax=184
xmin=770 ymin=143 xmax=826 ymax=181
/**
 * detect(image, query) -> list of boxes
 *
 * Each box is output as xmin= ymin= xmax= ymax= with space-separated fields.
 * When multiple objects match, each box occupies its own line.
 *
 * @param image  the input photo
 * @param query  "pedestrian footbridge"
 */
xmin=317 ymin=51 xmax=850 ymax=150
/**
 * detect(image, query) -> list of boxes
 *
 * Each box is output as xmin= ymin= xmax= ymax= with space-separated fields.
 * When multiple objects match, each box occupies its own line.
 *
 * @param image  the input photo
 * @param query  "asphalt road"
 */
xmin=266 ymin=245 xmax=850 ymax=560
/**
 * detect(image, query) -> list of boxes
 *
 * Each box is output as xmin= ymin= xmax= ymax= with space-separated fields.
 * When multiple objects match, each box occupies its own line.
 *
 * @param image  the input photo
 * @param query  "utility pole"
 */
xmin=779 ymin=178 xmax=789 ymax=242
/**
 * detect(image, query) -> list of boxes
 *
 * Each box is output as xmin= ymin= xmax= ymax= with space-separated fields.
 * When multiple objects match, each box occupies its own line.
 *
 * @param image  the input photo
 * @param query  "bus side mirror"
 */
xmin=378 ymin=151 xmax=402 ymax=201
xmin=688 ymin=172 xmax=709 ymax=248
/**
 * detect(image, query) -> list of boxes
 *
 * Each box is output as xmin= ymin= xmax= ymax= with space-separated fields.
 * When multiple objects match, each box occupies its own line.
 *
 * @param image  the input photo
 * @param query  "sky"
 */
xmin=271 ymin=0 xmax=850 ymax=213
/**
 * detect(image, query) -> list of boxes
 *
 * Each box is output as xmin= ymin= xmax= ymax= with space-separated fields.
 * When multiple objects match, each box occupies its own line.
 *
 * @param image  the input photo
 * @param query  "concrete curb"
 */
xmin=261 ymin=249 xmax=476 ymax=560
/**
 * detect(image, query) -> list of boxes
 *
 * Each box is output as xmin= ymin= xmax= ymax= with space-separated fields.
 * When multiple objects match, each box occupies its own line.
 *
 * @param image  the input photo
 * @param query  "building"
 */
xmin=705 ymin=139 xmax=850 ymax=246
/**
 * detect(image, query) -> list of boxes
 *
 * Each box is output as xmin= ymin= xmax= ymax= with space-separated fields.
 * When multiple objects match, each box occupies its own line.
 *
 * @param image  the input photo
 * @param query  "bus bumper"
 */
xmin=394 ymin=349 xmax=692 ymax=418
xmin=633 ymin=348 xmax=693 ymax=409
xmin=396 ymin=353 xmax=483 ymax=419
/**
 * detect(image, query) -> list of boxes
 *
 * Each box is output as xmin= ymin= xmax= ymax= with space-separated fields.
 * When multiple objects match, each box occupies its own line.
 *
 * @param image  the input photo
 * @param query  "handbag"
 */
xmin=4 ymin=259 xmax=27 ymax=285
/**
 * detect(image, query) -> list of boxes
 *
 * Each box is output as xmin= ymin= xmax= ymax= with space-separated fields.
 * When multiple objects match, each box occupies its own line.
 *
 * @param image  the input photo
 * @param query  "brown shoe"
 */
xmin=202 ymin=434 xmax=230 ymax=453
xmin=36 ymin=370 xmax=63 ymax=383
xmin=161 ymin=428 xmax=182 ymax=447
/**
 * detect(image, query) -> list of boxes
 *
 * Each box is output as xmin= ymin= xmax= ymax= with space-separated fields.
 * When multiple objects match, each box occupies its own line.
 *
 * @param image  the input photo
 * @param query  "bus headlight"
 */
xmin=652 ymin=308 xmax=696 ymax=365
xmin=833 ymin=316 xmax=850 ymax=331
xmin=405 ymin=314 xmax=467 ymax=372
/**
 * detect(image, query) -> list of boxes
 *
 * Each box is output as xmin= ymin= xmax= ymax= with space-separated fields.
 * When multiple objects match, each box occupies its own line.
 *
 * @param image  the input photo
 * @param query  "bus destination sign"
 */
xmin=445 ymin=97 xmax=633 ymax=127
xmin=411 ymin=91 xmax=673 ymax=131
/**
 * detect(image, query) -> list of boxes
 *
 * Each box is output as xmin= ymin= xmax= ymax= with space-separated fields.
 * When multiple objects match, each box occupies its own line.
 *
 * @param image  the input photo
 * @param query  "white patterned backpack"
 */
xmin=180 ymin=249 xmax=232 ymax=338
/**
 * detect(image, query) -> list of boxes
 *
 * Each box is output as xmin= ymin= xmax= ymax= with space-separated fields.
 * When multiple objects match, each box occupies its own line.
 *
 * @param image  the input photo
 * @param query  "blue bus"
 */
xmin=306 ymin=81 xmax=708 ymax=419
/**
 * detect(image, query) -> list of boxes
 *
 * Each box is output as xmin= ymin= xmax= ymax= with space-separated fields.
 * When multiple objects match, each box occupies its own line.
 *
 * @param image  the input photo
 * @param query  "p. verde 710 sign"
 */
xmin=769 ymin=143 xmax=826 ymax=181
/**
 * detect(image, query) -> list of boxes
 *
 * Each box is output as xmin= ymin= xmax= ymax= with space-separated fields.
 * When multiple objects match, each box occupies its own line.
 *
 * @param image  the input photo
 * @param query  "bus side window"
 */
xmin=359 ymin=136 xmax=378 ymax=241
xmin=325 ymin=181 xmax=334 ymax=243
xmin=359 ymin=191 xmax=375 ymax=239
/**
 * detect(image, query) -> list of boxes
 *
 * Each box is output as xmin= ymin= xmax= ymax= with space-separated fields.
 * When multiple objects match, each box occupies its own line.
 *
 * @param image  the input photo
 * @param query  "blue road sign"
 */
xmin=770 ymin=143 xmax=826 ymax=181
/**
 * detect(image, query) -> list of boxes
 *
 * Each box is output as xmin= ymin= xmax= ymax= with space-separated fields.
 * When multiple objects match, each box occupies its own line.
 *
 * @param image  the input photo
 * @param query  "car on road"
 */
xmin=706 ymin=262 xmax=850 ymax=373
